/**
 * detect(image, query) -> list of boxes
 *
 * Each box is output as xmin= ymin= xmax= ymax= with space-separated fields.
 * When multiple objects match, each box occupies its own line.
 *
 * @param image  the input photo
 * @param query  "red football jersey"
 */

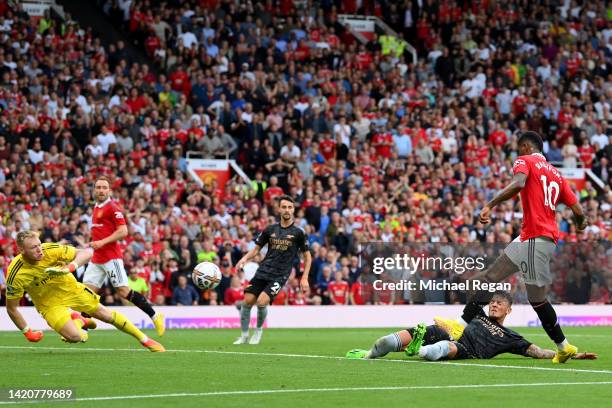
xmin=91 ymin=199 xmax=127 ymax=263
xmin=512 ymin=153 xmax=578 ymax=243
xmin=224 ymin=287 xmax=244 ymax=305
xmin=328 ymin=281 xmax=349 ymax=304
xmin=350 ymin=281 xmax=366 ymax=305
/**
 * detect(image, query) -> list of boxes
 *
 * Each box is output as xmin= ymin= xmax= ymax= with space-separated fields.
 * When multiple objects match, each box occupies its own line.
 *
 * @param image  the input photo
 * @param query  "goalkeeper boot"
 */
xmin=434 ymin=316 xmax=465 ymax=340
xmin=552 ymin=343 xmax=578 ymax=364
xmin=142 ymin=338 xmax=166 ymax=352
xmin=345 ymin=349 xmax=368 ymax=359
xmin=405 ymin=323 xmax=427 ymax=356
xmin=152 ymin=313 xmax=166 ymax=337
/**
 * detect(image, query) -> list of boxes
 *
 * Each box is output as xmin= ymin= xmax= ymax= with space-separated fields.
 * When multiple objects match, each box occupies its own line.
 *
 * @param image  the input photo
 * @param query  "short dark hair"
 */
xmin=277 ymin=195 xmax=295 ymax=205
xmin=517 ymin=131 xmax=543 ymax=152
xmin=491 ymin=290 xmax=513 ymax=306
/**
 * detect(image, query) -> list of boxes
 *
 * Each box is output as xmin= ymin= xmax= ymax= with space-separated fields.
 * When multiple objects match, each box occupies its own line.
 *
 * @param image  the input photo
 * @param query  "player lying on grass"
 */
xmin=5 ymin=230 xmax=165 ymax=352
xmin=346 ymin=291 xmax=597 ymax=361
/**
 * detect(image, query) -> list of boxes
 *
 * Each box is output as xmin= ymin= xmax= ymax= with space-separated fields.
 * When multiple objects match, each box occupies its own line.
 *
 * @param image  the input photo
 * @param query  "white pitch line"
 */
xmin=1 ymin=382 xmax=612 ymax=405
xmin=1 ymin=345 xmax=611 ymax=375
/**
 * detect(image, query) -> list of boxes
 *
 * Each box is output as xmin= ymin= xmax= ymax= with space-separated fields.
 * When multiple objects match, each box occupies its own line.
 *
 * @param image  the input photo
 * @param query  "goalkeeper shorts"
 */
xmin=36 ymin=283 xmax=100 ymax=332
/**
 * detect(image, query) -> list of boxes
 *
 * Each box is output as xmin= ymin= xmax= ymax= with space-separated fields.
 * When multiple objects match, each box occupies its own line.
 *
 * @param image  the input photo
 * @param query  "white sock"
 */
xmin=241 ymin=331 xmax=249 ymax=338
xmin=366 ymin=333 xmax=403 ymax=359
xmin=556 ymin=339 xmax=569 ymax=350
xmin=458 ymin=317 xmax=468 ymax=327
xmin=418 ymin=341 xmax=450 ymax=361
xmin=140 ymin=335 xmax=149 ymax=343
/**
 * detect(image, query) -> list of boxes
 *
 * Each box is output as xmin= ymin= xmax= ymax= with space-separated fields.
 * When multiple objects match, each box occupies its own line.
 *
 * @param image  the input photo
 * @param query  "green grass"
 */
xmin=1 ymin=327 xmax=611 ymax=407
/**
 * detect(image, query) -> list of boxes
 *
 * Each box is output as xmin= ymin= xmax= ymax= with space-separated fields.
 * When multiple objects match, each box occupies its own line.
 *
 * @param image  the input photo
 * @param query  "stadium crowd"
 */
xmin=0 ymin=0 xmax=610 ymax=307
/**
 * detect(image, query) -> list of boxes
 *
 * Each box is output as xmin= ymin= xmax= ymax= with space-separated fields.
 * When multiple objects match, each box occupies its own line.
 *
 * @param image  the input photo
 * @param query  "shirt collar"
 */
xmin=95 ymin=197 xmax=111 ymax=208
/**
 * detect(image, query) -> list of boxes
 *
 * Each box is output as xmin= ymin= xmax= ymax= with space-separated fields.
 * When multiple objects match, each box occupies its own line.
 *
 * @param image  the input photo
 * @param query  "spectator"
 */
xmin=127 ymin=269 xmax=149 ymax=298
xmin=328 ymin=271 xmax=349 ymax=305
xmin=172 ymin=275 xmax=200 ymax=306
xmin=224 ymin=276 xmax=245 ymax=306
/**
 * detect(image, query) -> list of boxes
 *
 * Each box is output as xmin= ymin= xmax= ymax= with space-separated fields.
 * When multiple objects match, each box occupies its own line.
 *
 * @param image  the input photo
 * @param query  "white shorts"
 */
xmin=83 ymin=259 xmax=129 ymax=288
xmin=504 ymin=236 xmax=556 ymax=287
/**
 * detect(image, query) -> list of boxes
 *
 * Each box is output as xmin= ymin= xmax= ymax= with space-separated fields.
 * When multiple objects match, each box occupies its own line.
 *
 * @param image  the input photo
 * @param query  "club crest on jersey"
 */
xmin=286 ymin=234 xmax=294 ymax=239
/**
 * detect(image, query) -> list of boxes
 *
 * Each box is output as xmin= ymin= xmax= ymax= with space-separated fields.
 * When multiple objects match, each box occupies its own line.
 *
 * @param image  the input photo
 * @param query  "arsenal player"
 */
xmin=83 ymin=176 xmax=165 ymax=336
xmin=435 ymin=131 xmax=587 ymax=364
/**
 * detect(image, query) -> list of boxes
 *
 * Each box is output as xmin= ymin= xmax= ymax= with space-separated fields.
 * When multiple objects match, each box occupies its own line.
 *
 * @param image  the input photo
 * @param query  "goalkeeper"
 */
xmin=5 ymin=230 xmax=165 ymax=352
xmin=346 ymin=291 xmax=597 ymax=361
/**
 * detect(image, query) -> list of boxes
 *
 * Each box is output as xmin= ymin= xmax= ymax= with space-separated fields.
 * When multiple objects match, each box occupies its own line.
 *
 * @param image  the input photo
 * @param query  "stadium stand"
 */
xmin=0 ymin=0 xmax=610 ymax=307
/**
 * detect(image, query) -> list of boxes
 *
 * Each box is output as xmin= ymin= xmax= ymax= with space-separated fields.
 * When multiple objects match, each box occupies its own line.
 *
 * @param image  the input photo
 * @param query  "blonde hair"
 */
xmin=16 ymin=230 xmax=39 ymax=247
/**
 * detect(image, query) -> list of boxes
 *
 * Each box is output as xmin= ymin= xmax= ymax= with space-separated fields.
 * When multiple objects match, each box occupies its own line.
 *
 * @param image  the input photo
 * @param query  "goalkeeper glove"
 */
xmin=22 ymin=326 xmax=44 ymax=342
xmin=45 ymin=261 xmax=79 ymax=276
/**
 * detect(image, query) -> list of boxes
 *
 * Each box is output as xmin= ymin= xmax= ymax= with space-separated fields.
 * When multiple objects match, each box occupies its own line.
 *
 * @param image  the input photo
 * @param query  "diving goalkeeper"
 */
xmin=5 ymin=230 xmax=165 ymax=352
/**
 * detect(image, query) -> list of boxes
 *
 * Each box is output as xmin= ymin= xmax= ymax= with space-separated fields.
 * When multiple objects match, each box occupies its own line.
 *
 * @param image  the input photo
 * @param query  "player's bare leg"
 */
xmin=249 ymin=292 xmax=270 ymax=344
xmin=435 ymin=253 xmax=518 ymax=340
xmin=58 ymin=318 xmax=89 ymax=343
xmin=234 ymin=292 xmax=256 ymax=344
xmin=116 ymin=286 xmax=165 ymax=337
xmin=527 ymin=284 xmax=576 ymax=363
xmin=90 ymin=304 xmax=165 ymax=352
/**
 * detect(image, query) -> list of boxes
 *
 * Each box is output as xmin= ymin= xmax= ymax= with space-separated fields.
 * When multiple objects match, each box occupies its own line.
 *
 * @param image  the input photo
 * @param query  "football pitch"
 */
xmin=1 ymin=327 xmax=611 ymax=407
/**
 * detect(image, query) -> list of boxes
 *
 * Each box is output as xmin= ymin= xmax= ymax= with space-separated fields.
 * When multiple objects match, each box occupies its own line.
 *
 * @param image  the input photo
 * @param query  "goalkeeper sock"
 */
xmin=366 ymin=333 xmax=403 ymax=359
xmin=111 ymin=311 xmax=147 ymax=343
xmin=240 ymin=305 xmax=252 ymax=336
xmin=127 ymin=290 xmax=156 ymax=318
xmin=256 ymin=306 xmax=267 ymax=329
xmin=530 ymin=301 xmax=567 ymax=347
xmin=418 ymin=341 xmax=450 ymax=361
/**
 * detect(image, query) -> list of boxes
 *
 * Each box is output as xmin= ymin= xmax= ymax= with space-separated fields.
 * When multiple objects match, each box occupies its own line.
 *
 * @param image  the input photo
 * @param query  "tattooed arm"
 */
xmin=524 ymin=344 xmax=598 ymax=360
xmin=524 ymin=344 xmax=556 ymax=359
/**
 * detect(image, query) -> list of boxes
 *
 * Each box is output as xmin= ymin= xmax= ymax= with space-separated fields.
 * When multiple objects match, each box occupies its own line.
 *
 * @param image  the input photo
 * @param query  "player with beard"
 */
xmin=83 ymin=176 xmax=165 ymax=336
xmin=234 ymin=195 xmax=312 ymax=344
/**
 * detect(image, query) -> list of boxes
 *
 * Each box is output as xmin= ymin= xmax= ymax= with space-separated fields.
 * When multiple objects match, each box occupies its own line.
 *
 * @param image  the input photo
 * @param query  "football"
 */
xmin=192 ymin=262 xmax=222 ymax=290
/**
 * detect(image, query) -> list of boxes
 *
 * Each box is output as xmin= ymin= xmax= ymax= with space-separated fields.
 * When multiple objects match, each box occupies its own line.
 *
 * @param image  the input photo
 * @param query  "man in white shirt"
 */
xmin=27 ymin=140 xmax=44 ymax=164
xmin=333 ymin=116 xmax=351 ymax=147
xmin=280 ymin=139 xmax=301 ymax=163
xmin=85 ymin=137 xmax=104 ymax=158
xmin=179 ymin=31 xmax=198 ymax=49
xmin=97 ymin=126 xmax=118 ymax=154
xmin=536 ymin=58 xmax=552 ymax=82
xmin=591 ymin=124 xmax=608 ymax=149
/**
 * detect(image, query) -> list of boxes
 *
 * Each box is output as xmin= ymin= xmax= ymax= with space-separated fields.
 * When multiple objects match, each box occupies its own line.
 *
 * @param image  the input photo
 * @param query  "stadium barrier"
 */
xmin=1 ymin=305 xmax=611 ymax=331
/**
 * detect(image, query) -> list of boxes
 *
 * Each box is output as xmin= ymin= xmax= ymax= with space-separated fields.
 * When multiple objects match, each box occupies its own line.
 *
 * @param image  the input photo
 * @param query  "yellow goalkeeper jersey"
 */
xmin=5 ymin=243 xmax=78 ymax=305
